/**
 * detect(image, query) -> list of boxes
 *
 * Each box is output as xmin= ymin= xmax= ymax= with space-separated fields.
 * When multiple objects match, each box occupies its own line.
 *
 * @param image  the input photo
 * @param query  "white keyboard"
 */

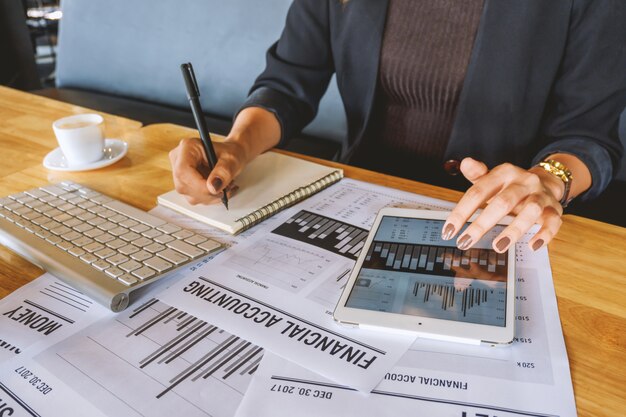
xmin=0 ymin=181 xmax=222 ymax=312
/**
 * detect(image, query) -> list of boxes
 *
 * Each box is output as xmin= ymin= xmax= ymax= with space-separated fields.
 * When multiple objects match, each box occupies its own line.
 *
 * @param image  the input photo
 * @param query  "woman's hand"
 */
xmin=442 ymin=157 xmax=567 ymax=253
xmin=168 ymin=137 xmax=248 ymax=205
xmin=168 ymin=107 xmax=282 ymax=206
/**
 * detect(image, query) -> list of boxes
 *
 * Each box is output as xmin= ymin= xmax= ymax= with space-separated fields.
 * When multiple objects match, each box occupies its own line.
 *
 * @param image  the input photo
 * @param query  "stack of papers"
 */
xmin=0 ymin=179 xmax=576 ymax=416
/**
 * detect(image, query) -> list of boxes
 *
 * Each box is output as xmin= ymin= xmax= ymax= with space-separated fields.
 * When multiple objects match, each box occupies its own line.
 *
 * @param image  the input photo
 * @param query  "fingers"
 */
xmin=528 ymin=207 xmax=563 ymax=251
xmin=443 ymin=161 xmax=564 ymax=253
xmin=460 ymin=157 xmax=489 ymax=183
xmin=169 ymin=138 xmax=247 ymax=205
xmin=442 ymin=163 xmax=514 ymax=241
xmin=206 ymin=141 xmax=247 ymax=194
xmin=170 ymin=138 xmax=214 ymax=205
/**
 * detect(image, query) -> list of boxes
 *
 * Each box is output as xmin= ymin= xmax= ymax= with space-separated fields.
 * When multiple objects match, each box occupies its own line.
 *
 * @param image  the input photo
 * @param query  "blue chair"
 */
xmin=36 ymin=0 xmax=347 ymax=160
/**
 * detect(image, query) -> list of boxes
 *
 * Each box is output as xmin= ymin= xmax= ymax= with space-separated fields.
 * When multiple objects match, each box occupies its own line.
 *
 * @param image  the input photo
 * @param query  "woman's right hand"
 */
xmin=169 ymin=137 xmax=249 ymax=205
xmin=169 ymin=107 xmax=282 ymax=205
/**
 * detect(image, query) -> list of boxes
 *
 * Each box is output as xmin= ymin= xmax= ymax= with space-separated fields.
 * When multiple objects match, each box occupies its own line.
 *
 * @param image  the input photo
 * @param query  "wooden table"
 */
xmin=0 ymin=87 xmax=624 ymax=416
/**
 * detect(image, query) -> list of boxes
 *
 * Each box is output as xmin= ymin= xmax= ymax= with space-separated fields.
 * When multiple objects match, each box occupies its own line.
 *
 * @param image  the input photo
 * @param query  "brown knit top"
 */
xmin=354 ymin=0 xmax=485 ymax=184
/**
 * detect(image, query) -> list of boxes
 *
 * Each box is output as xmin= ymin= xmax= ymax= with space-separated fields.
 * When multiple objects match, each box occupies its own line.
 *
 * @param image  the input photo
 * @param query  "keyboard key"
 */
xmin=41 ymin=220 xmax=61 ymax=230
xmin=172 ymin=229 xmax=194 ymax=240
xmin=91 ymin=195 xmax=113 ymax=205
xmin=130 ymin=223 xmax=150 ymax=233
xmin=77 ymin=212 xmax=96 ymax=221
xmin=56 ymin=240 xmax=73 ymax=251
xmin=68 ymin=247 xmax=86 ymax=257
xmin=132 ymin=232 xmax=157 ymax=248
xmin=84 ymin=228 xmax=105 ymax=238
xmin=45 ymin=235 xmax=62 ymax=244
xmin=145 ymin=242 xmax=166 ymax=254
xmin=144 ymin=257 xmax=172 ymax=272
xmin=104 ymin=200 xmax=167 ymax=228
xmin=106 ymin=239 xmax=126 ymax=249
xmin=107 ymin=253 xmax=129 ymax=265
xmin=64 ymin=218 xmax=82 ymax=228
xmin=141 ymin=229 xmax=162 ymax=239
xmin=53 ymin=213 xmax=73 ymax=222
xmin=77 ymin=200 xmax=97 ymax=210
xmin=109 ymin=226 xmax=129 ymax=237
xmin=105 ymin=267 xmax=124 ymax=278
xmin=118 ymin=274 xmax=139 ymax=286
xmin=41 ymin=185 xmax=68 ymax=196
xmin=97 ymin=221 xmax=117 ymax=231
xmin=92 ymin=259 xmax=111 ymax=271
xmin=119 ymin=259 xmax=142 ymax=272
xmin=95 ymin=247 xmax=117 ymax=259
xmin=25 ymin=189 xmax=48 ymax=199
xmin=157 ymin=223 xmax=182 ymax=234
xmin=50 ymin=225 xmax=72 ymax=236
xmin=73 ymin=222 xmax=93 ymax=233
xmin=184 ymin=234 xmax=208 ymax=245
xmin=109 ymin=214 xmax=128 ymax=223
xmin=83 ymin=242 xmax=105 ymax=253
xmin=119 ymin=219 xmax=139 ymax=228
xmin=87 ymin=217 xmax=106 ymax=226
xmin=198 ymin=239 xmax=222 ymax=253
xmin=88 ymin=205 xmax=106 ymax=214
xmin=72 ymin=236 xmax=94 ymax=247
xmin=35 ymin=230 xmax=52 ymax=239
xmin=154 ymin=234 xmax=175 ymax=244
xmin=120 ymin=231 xmax=141 ymax=242
xmin=156 ymin=248 xmax=189 ymax=265
xmin=95 ymin=232 xmax=115 ymax=244
xmin=80 ymin=253 xmax=98 ymax=263
xmin=167 ymin=240 xmax=205 ymax=258
xmin=118 ymin=244 xmax=139 ymax=255
xmin=132 ymin=266 xmax=156 ymax=281
xmin=61 ymin=231 xmax=82 ymax=242
xmin=130 ymin=250 xmax=152 ymax=262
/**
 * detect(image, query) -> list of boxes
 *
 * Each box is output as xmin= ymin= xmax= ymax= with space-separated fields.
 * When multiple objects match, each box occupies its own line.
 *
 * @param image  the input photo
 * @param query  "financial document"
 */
xmin=158 ymin=179 xmax=454 ymax=392
xmin=0 ymin=273 xmax=264 ymax=417
xmin=234 ymin=239 xmax=577 ymax=417
xmin=0 ymin=273 xmax=111 ymax=363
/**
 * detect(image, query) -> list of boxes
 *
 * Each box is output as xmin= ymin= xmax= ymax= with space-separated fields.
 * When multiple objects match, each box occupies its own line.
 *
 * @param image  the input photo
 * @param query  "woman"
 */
xmin=169 ymin=0 xmax=625 ymax=253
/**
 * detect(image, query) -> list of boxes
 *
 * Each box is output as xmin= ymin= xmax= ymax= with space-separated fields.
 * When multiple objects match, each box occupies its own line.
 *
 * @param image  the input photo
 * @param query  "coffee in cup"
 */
xmin=52 ymin=114 xmax=105 ymax=166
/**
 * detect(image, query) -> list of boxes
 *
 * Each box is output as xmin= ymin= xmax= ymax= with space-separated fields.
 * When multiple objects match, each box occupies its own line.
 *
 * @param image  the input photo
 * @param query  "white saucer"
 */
xmin=43 ymin=139 xmax=128 ymax=172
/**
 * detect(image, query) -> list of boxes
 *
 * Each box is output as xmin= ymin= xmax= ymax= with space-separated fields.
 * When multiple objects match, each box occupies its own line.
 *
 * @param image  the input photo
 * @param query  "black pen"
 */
xmin=180 ymin=62 xmax=229 ymax=209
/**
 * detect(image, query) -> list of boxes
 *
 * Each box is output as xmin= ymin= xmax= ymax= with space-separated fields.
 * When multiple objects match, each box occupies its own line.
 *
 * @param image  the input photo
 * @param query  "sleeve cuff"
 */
xmin=532 ymin=137 xmax=614 ymax=201
xmin=235 ymin=87 xmax=307 ymax=148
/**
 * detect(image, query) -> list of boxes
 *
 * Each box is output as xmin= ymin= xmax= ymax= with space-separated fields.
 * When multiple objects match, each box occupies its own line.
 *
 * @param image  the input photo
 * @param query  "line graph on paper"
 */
xmin=36 ymin=298 xmax=263 ymax=417
xmin=222 ymin=236 xmax=335 ymax=293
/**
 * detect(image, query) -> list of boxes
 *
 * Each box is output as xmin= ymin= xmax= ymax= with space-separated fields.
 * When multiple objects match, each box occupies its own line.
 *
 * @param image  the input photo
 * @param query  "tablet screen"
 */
xmin=344 ymin=216 xmax=509 ymax=327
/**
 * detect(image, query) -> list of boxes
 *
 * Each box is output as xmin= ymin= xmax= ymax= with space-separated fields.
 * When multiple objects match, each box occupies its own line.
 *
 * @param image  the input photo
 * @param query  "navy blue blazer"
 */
xmin=241 ymin=0 xmax=626 ymax=199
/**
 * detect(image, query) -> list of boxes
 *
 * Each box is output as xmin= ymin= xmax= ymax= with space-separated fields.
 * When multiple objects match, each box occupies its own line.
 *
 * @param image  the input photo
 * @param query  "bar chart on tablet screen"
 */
xmin=36 ymin=298 xmax=263 ymax=417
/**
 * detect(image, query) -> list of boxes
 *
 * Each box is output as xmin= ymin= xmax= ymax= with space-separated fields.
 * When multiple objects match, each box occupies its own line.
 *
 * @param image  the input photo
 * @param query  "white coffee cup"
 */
xmin=52 ymin=114 xmax=105 ymax=166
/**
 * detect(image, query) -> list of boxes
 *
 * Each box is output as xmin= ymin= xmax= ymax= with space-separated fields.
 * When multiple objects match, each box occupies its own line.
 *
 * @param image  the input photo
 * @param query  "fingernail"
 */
xmin=496 ymin=237 xmax=511 ymax=252
xmin=457 ymin=234 xmax=473 ymax=250
xmin=211 ymin=177 xmax=223 ymax=192
xmin=442 ymin=223 xmax=455 ymax=240
xmin=532 ymin=239 xmax=544 ymax=251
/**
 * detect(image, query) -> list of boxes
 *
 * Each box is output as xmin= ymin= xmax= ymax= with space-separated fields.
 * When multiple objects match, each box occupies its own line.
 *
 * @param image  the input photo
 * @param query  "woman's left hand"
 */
xmin=442 ymin=157 xmax=565 ymax=253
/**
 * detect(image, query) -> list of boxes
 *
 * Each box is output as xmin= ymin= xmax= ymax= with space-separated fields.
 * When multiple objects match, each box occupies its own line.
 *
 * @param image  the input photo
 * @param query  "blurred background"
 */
xmin=1 ymin=0 xmax=60 ymax=90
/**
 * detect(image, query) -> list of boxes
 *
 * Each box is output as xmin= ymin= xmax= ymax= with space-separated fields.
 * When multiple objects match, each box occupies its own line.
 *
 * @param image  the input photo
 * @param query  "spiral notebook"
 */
xmin=157 ymin=152 xmax=343 ymax=234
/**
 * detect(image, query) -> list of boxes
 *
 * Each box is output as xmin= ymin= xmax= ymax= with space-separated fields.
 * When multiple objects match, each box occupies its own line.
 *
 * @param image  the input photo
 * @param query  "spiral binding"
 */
xmin=235 ymin=170 xmax=344 ymax=233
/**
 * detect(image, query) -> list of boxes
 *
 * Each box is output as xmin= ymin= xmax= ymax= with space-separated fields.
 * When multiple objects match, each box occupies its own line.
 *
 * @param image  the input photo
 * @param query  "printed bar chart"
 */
xmin=272 ymin=210 xmax=369 ymax=260
xmin=37 ymin=298 xmax=264 ymax=417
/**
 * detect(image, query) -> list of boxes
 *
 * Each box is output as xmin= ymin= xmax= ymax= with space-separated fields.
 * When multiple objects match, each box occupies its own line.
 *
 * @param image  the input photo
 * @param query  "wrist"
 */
xmin=529 ymin=165 xmax=565 ymax=202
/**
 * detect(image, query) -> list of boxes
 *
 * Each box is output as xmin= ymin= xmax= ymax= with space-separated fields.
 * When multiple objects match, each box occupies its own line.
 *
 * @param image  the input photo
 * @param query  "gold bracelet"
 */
xmin=537 ymin=159 xmax=573 ymax=207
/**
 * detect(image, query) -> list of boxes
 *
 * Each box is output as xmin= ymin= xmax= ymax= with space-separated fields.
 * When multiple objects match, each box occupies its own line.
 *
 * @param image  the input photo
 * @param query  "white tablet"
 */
xmin=333 ymin=208 xmax=516 ymax=346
